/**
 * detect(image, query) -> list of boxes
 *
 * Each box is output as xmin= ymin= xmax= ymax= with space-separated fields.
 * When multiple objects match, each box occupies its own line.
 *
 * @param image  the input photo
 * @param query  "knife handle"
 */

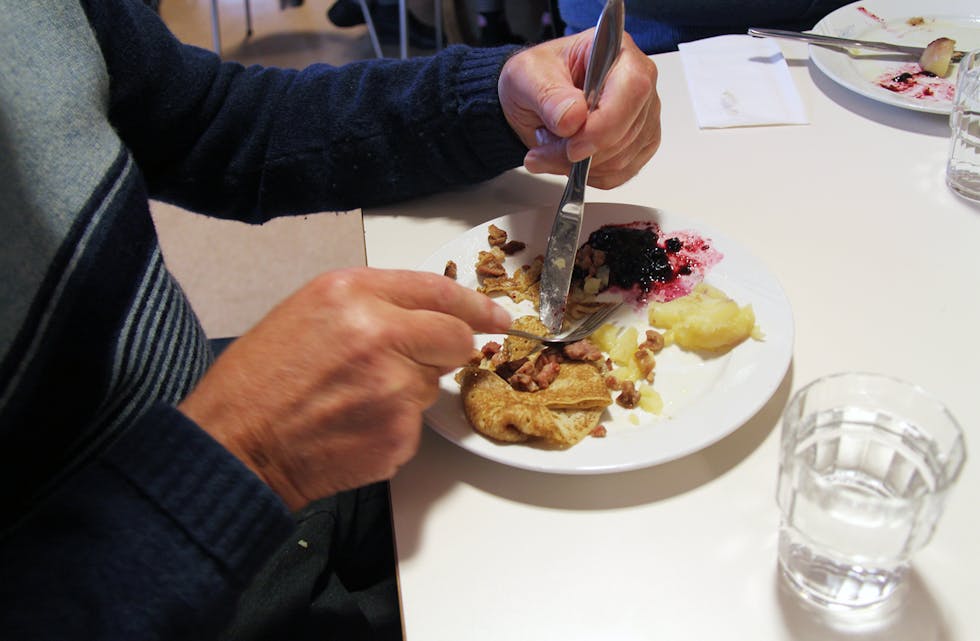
xmin=583 ymin=0 xmax=624 ymax=112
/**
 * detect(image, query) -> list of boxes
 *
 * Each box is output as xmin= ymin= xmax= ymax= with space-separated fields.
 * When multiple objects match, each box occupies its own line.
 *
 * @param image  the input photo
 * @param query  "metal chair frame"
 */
xmin=208 ymin=0 xmax=442 ymax=60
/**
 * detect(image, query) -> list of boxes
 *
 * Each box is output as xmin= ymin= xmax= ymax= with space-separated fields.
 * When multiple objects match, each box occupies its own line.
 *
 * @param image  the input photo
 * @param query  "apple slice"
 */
xmin=919 ymin=37 xmax=956 ymax=76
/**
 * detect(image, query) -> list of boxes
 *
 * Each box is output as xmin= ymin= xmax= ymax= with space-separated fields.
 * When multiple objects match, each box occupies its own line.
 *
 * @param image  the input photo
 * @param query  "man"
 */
xmin=559 ymin=0 xmax=853 ymax=54
xmin=0 ymin=0 xmax=660 ymax=638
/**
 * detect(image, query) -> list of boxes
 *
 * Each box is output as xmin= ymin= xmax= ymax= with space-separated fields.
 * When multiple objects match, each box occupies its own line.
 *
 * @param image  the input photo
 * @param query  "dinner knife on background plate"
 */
xmin=747 ymin=27 xmax=967 ymax=62
xmin=538 ymin=0 xmax=625 ymax=335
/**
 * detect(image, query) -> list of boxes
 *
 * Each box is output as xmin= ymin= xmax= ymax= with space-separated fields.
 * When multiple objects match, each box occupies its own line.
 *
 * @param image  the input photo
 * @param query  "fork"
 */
xmin=501 ymin=302 xmax=623 ymax=346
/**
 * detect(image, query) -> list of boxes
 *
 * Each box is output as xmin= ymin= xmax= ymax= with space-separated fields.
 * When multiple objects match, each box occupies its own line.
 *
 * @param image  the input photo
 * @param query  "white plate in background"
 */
xmin=809 ymin=0 xmax=980 ymax=114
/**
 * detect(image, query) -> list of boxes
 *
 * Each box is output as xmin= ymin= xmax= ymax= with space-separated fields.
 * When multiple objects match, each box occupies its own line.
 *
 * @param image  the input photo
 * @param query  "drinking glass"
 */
xmin=947 ymin=49 xmax=980 ymax=202
xmin=776 ymin=372 xmax=966 ymax=609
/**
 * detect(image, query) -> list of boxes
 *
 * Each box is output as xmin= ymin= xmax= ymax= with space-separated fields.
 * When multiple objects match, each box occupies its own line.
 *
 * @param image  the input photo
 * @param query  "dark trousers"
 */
xmin=219 ymin=482 xmax=402 ymax=641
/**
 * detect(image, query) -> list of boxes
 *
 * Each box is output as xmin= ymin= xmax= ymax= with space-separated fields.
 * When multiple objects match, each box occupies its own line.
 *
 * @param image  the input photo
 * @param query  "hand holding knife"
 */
xmin=538 ymin=0 xmax=625 ymax=335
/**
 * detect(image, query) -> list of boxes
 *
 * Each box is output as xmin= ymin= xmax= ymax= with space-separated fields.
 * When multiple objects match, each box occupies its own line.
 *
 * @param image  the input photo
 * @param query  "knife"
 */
xmin=539 ymin=0 xmax=625 ymax=335
xmin=747 ymin=27 xmax=967 ymax=62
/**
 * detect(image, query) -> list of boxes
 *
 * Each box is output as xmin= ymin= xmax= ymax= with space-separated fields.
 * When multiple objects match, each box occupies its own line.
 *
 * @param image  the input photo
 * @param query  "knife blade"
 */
xmin=538 ymin=0 xmax=624 ymax=335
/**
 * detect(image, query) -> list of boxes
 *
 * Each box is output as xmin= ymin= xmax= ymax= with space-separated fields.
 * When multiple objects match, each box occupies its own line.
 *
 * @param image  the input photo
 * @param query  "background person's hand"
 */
xmin=498 ymin=30 xmax=661 ymax=189
xmin=178 ymin=268 xmax=510 ymax=510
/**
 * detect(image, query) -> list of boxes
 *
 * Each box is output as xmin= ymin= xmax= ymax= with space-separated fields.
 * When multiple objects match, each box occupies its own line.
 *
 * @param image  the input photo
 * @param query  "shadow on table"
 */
xmin=367 ymin=169 xmax=567 ymax=228
xmin=781 ymin=52 xmax=950 ymax=136
xmin=775 ymin=567 xmax=951 ymax=641
xmin=802 ymin=63 xmax=951 ymax=138
xmin=460 ymin=365 xmax=791 ymax=508
xmin=392 ymin=364 xmax=793 ymax=558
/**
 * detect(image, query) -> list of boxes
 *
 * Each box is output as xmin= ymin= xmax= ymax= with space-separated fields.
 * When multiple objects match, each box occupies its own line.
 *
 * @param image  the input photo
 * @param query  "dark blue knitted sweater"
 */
xmin=0 ymin=0 xmax=525 ymax=638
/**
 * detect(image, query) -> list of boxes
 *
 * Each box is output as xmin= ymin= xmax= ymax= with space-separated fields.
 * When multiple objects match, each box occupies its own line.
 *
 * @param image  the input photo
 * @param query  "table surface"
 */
xmin=363 ymin=41 xmax=980 ymax=641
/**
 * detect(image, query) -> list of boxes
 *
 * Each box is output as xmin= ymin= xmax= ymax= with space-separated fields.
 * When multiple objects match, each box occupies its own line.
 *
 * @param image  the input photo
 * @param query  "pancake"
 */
xmin=458 ymin=361 xmax=611 ymax=447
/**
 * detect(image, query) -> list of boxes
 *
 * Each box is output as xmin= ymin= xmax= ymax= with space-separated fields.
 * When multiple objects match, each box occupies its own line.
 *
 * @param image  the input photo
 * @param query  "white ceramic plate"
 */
xmin=418 ymin=203 xmax=794 ymax=475
xmin=809 ymin=0 xmax=980 ymax=115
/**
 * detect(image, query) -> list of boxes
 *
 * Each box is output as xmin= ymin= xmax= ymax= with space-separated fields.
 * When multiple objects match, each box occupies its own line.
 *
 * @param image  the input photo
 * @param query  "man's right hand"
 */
xmin=178 ymin=267 xmax=511 ymax=510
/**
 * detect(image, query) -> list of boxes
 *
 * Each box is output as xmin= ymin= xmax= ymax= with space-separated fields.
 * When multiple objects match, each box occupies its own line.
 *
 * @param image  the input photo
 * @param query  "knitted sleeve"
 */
xmin=80 ymin=0 xmax=528 ymax=221
xmin=0 ymin=403 xmax=294 ymax=640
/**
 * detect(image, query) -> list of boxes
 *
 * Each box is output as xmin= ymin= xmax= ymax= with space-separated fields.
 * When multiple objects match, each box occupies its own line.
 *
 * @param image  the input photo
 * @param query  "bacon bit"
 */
xmin=480 ymin=341 xmax=501 ymax=359
xmin=563 ymin=339 xmax=603 ymax=362
xmin=487 ymin=224 xmax=507 ymax=247
xmin=590 ymin=425 xmax=608 ymax=438
xmin=490 ymin=347 xmax=515 ymax=370
xmin=537 ymin=347 xmax=565 ymax=367
xmin=494 ymin=355 xmax=527 ymax=379
xmin=508 ymin=373 xmax=537 ymax=392
xmin=508 ymin=360 xmax=539 ymax=392
xmin=533 ymin=361 xmax=561 ymax=389
xmin=616 ymin=381 xmax=640 ymax=409
xmin=467 ymin=349 xmax=484 ymax=366
xmin=444 ymin=260 xmax=458 ymax=279
xmin=604 ymin=375 xmax=623 ymax=391
xmin=500 ymin=240 xmax=526 ymax=255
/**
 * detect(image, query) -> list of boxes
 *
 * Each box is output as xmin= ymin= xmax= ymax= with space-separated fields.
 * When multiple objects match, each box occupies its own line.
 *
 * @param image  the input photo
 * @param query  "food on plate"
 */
xmin=648 ymin=283 xmax=762 ymax=351
xmin=487 ymin=223 xmax=526 ymax=255
xmin=457 ymin=222 xmax=760 ymax=446
xmin=444 ymin=260 xmax=457 ymax=279
xmin=457 ymin=315 xmax=612 ymax=446
xmin=572 ymin=222 xmax=722 ymax=307
xmin=919 ymin=37 xmax=956 ymax=76
xmin=457 ymin=366 xmax=609 ymax=446
xmin=876 ymin=63 xmax=956 ymax=102
xmin=589 ymin=323 xmax=666 ymax=413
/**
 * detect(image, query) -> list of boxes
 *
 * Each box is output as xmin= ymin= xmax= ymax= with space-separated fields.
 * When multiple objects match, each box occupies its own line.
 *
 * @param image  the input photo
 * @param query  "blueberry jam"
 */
xmin=581 ymin=226 xmax=673 ymax=291
xmin=575 ymin=221 xmax=722 ymax=303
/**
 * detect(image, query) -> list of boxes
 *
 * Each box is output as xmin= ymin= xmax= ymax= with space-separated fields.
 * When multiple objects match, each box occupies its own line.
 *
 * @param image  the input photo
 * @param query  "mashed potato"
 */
xmin=647 ymin=283 xmax=763 ymax=351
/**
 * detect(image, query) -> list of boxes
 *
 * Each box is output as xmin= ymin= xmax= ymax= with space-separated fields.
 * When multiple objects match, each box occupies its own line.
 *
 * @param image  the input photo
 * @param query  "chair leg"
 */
xmin=434 ymin=0 xmax=442 ymax=51
xmin=244 ymin=0 xmax=253 ymax=37
xmin=210 ymin=0 xmax=222 ymax=54
xmin=398 ymin=0 xmax=408 ymax=59
xmin=357 ymin=0 xmax=384 ymax=59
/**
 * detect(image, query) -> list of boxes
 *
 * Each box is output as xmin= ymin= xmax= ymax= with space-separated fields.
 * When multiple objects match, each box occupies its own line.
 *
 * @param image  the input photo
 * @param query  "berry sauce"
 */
xmin=876 ymin=63 xmax=955 ymax=102
xmin=576 ymin=221 xmax=722 ymax=305
xmin=856 ymin=7 xmax=885 ymax=25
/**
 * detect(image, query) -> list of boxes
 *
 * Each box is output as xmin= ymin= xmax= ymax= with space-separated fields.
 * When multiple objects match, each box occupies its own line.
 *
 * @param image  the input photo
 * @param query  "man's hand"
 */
xmin=178 ymin=268 xmax=510 ymax=510
xmin=498 ymin=30 xmax=661 ymax=189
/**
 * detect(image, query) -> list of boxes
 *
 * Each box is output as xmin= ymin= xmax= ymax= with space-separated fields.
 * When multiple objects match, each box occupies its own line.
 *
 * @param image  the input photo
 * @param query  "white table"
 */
xmin=363 ymin=41 xmax=980 ymax=641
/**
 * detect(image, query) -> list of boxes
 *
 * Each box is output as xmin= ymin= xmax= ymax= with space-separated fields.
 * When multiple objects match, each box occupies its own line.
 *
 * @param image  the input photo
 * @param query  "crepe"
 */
xmin=457 ymin=362 xmax=611 ymax=447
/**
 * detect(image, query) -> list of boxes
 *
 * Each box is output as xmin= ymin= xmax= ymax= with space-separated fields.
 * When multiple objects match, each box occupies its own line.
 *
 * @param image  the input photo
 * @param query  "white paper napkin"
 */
xmin=678 ymin=34 xmax=808 ymax=129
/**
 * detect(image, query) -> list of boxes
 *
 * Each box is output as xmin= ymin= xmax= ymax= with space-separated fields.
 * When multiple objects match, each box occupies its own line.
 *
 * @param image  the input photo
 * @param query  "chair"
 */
xmin=208 ymin=0 xmax=442 ymax=61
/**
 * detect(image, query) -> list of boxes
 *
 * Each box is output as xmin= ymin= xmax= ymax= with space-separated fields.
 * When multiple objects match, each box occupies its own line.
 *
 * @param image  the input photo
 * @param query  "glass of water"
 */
xmin=777 ymin=372 xmax=966 ymax=610
xmin=947 ymin=49 xmax=980 ymax=202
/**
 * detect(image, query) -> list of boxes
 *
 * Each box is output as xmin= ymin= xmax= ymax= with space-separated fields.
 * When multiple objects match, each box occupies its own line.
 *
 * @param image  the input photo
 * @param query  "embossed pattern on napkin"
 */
xmin=679 ymin=35 xmax=808 ymax=129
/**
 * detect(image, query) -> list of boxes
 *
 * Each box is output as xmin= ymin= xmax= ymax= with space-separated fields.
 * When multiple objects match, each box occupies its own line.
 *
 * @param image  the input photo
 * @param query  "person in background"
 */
xmin=327 ymin=0 xmax=441 ymax=48
xmin=474 ymin=0 xmax=524 ymax=46
xmin=557 ymin=0 xmax=853 ymax=54
xmin=0 ymin=0 xmax=661 ymax=639
xmin=476 ymin=0 xmax=563 ymax=46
